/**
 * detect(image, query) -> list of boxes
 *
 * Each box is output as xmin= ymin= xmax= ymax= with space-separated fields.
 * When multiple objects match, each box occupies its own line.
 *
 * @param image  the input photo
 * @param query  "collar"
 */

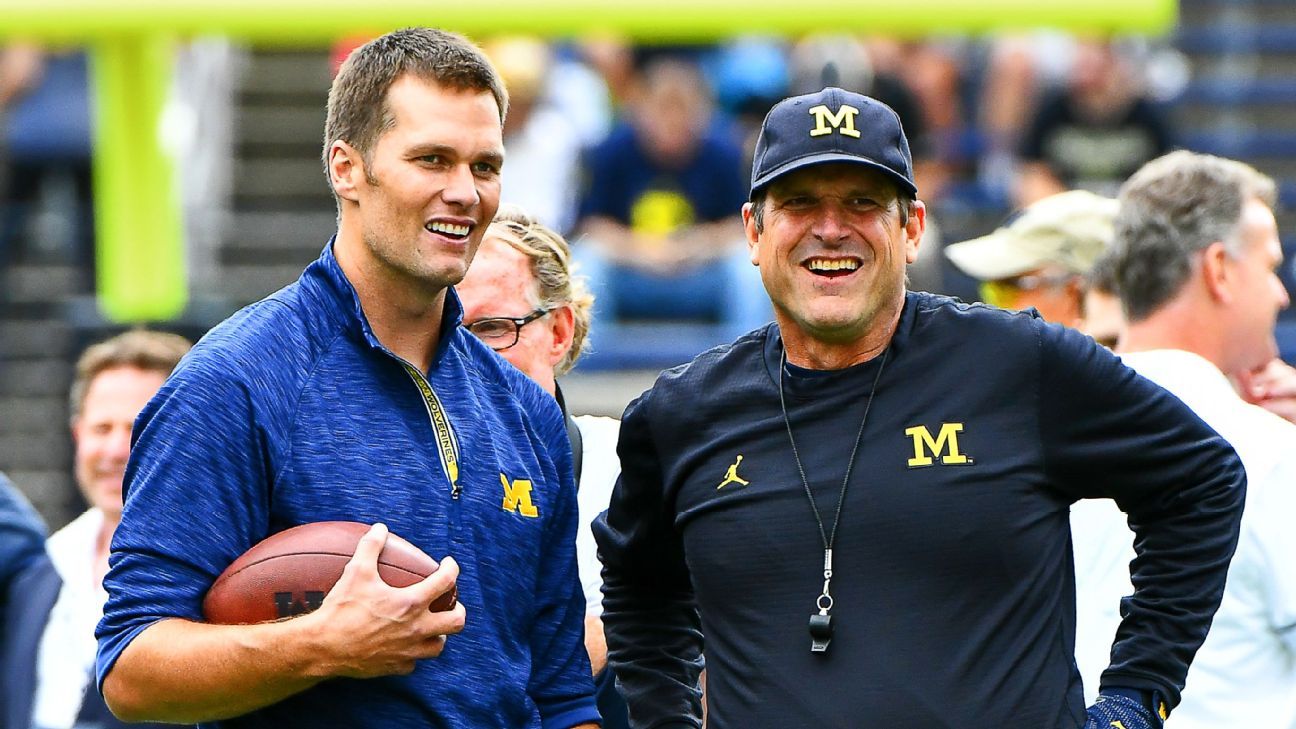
xmin=762 ymin=290 xmax=918 ymax=396
xmin=1117 ymin=349 xmax=1236 ymax=401
xmin=301 ymin=238 xmax=466 ymax=367
xmin=555 ymin=383 xmax=584 ymax=483
xmin=554 ymin=382 xmax=572 ymax=420
xmin=46 ymin=507 xmax=105 ymax=587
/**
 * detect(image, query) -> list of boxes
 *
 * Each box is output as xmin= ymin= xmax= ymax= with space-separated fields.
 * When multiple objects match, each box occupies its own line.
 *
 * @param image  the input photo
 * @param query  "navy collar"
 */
xmin=301 ymin=238 xmax=466 ymax=369
xmin=762 ymin=290 xmax=918 ymax=395
xmin=555 ymin=383 xmax=584 ymax=484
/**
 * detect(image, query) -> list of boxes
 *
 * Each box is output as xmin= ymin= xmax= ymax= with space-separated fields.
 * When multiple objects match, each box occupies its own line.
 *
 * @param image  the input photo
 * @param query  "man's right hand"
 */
xmin=305 ymin=523 xmax=465 ymax=679
xmin=103 ymin=524 xmax=465 ymax=723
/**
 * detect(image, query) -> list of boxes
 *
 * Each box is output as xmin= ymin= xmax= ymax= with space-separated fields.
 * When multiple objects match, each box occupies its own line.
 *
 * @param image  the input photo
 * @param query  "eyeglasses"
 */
xmin=463 ymin=308 xmax=551 ymax=351
xmin=979 ymin=272 xmax=1077 ymax=309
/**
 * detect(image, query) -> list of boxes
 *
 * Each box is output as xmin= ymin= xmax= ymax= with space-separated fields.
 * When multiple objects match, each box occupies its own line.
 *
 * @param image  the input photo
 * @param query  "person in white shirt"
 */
xmin=1072 ymin=150 xmax=1296 ymax=727
xmin=482 ymin=36 xmax=586 ymax=236
xmin=453 ymin=204 xmax=629 ymax=729
xmin=1 ymin=330 xmax=190 ymax=729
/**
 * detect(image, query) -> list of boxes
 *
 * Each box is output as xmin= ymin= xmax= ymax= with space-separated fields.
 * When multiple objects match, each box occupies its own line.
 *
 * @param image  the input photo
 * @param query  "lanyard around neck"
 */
xmin=399 ymin=361 xmax=461 ymax=499
xmin=779 ymin=346 xmax=889 ymax=653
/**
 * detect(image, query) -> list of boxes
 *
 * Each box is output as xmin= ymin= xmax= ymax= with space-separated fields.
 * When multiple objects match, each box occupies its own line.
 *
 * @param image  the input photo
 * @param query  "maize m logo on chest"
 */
xmin=500 ymin=473 xmax=539 ymax=518
xmin=905 ymin=423 xmax=972 ymax=467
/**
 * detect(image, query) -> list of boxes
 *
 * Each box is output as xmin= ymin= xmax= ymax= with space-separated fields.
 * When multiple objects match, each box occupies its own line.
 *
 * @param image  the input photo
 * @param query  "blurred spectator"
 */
xmin=579 ymin=34 xmax=638 ymax=108
xmin=974 ymin=32 xmax=1077 ymax=201
xmin=0 ymin=45 xmax=43 ymax=202
xmin=1016 ymin=38 xmax=1175 ymax=206
xmin=0 ymin=46 xmax=94 ymax=289
xmin=859 ymin=36 xmax=966 ymax=203
xmin=1 ymin=330 xmax=189 ymax=729
xmin=1079 ymin=245 xmax=1124 ymax=349
xmin=944 ymin=189 xmax=1117 ymax=333
xmin=576 ymin=57 xmax=768 ymax=334
xmin=484 ymin=36 xmax=586 ymax=234
xmin=704 ymin=35 xmax=790 ymax=163
xmin=548 ymin=35 xmax=627 ymax=148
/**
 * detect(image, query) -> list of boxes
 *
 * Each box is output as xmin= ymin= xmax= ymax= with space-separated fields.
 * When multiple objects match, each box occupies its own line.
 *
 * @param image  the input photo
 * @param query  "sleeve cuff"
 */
xmin=538 ymin=696 xmax=601 ymax=729
xmin=1100 ymin=686 xmax=1168 ymax=723
xmin=94 ymin=618 xmax=161 ymax=692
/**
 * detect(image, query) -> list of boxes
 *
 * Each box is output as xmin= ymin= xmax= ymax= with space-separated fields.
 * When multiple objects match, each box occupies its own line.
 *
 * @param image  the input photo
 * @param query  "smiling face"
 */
xmin=72 ymin=366 xmax=168 ymax=521
xmin=331 ymin=75 xmax=505 ymax=294
xmin=744 ymin=163 xmax=924 ymax=356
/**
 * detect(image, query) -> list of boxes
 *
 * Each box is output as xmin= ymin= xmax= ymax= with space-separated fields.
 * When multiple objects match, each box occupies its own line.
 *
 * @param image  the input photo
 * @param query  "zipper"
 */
xmin=398 ymin=361 xmax=461 ymax=499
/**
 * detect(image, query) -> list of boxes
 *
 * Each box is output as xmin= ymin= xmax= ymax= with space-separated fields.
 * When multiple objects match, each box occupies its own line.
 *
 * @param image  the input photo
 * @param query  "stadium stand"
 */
xmin=1172 ymin=0 xmax=1296 ymax=358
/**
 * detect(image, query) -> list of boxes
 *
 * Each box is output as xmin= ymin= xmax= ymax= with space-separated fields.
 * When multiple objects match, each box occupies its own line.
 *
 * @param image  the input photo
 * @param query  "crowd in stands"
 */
xmin=471 ymin=33 xmax=1179 ymax=357
xmin=0 ymin=33 xmax=1183 ymax=330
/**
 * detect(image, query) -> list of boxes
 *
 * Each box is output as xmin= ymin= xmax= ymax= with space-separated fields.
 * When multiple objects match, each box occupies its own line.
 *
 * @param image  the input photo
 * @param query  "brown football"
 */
xmin=202 ymin=521 xmax=457 ymax=625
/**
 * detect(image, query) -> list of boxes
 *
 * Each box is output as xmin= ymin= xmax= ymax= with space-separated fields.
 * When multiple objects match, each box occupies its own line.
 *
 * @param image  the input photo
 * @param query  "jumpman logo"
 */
xmin=717 ymin=455 xmax=751 ymax=490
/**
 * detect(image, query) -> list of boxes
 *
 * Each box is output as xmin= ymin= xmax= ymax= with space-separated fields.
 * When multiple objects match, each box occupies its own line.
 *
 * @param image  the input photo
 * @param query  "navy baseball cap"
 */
xmin=749 ymin=87 xmax=917 ymax=198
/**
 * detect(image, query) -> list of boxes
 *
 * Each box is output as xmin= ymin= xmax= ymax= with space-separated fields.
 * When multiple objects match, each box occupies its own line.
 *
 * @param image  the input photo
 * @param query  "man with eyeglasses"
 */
xmin=456 ymin=204 xmax=631 ymax=729
xmin=945 ymin=190 xmax=1118 ymax=338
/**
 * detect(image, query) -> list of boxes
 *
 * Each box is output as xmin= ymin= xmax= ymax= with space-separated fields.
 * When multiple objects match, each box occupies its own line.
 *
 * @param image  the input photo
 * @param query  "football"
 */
xmin=202 ymin=521 xmax=456 ymax=625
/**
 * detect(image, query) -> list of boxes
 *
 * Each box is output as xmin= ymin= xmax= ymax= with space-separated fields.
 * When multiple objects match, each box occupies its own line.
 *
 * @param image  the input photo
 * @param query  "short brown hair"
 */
xmin=69 ymin=330 xmax=192 ymax=419
xmin=323 ymin=27 xmax=508 ymax=195
xmin=484 ymin=205 xmax=594 ymax=375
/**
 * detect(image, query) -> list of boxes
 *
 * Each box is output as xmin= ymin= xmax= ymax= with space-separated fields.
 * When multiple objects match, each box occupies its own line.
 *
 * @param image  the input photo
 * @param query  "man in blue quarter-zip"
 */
xmin=94 ymin=28 xmax=600 ymax=729
xmin=594 ymin=88 xmax=1246 ymax=729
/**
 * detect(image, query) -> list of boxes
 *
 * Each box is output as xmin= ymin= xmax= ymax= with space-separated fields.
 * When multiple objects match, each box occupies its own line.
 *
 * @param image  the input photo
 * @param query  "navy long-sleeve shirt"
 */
xmin=594 ymin=292 xmax=1245 ymax=729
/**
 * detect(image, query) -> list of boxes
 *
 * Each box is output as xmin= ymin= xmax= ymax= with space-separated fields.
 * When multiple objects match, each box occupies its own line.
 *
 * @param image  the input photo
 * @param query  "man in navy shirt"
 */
xmin=576 ymin=58 xmax=768 ymax=335
xmin=96 ymin=28 xmax=599 ymax=729
xmin=594 ymin=88 xmax=1244 ymax=728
